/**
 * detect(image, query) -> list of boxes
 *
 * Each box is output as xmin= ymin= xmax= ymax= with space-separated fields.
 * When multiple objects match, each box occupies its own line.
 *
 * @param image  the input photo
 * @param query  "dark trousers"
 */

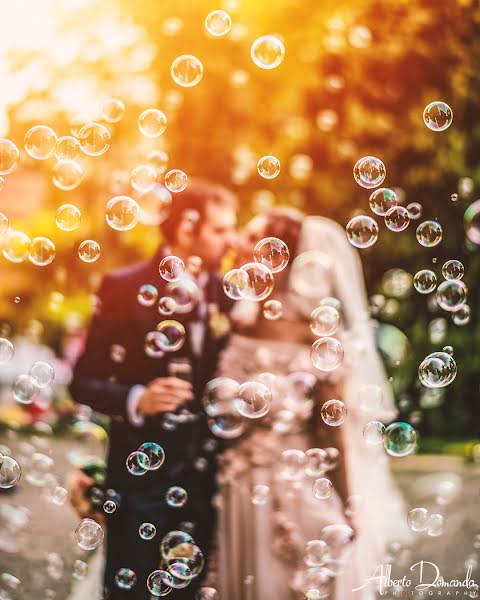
xmin=103 ymin=486 xmax=216 ymax=600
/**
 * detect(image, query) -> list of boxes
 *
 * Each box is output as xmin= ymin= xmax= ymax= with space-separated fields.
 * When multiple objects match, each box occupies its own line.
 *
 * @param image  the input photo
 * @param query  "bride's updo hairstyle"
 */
xmin=260 ymin=206 xmax=304 ymax=261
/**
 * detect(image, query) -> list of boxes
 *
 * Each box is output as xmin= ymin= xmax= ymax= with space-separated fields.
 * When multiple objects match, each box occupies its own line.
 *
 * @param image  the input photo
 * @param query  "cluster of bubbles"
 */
xmin=407 ymin=507 xmax=445 ymax=536
xmin=418 ymin=350 xmax=457 ymax=388
xmin=203 ymin=370 xmax=318 ymax=439
xmin=143 ymin=529 xmax=205 ymax=595
xmin=223 ymin=236 xmax=289 ymax=302
xmin=126 ymin=442 xmax=165 ymax=476
xmin=362 ymin=421 xmax=417 ymax=457
xmin=12 ymin=361 xmax=54 ymax=405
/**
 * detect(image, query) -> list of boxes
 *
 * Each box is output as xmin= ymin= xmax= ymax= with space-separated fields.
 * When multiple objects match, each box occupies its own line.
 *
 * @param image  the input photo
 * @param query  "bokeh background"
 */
xmin=0 ymin=0 xmax=478 ymax=449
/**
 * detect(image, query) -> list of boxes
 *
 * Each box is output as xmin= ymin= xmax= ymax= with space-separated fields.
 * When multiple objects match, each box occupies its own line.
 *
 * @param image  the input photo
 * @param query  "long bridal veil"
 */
xmin=292 ymin=216 xmax=411 ymax=583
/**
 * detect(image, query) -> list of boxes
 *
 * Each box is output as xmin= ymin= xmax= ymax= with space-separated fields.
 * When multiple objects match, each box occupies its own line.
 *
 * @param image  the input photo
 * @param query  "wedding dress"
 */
xmin=212 ymin=217 xmax=409 ymax=599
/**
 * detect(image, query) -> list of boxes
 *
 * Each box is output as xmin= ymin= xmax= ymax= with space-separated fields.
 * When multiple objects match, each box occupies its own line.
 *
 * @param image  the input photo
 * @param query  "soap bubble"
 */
xmin=165 ymin=169 xmax=188 ymax=193
xmin=251 ymin=35 xmax=285 ymax=69
xmin=369 ymin=188 xmax=397 ymax=216
xmin=147 ymin=150 xmax=169 ymax=176
xmin=254 ymin=237 xmax=289 ymax=272
xmin=72 ymin=560 xmax=88 ymax=580
xmin=205 ymin=10 xmax=231 ymax=36
xmin=452 ymin=304 xmax=471 ymax=326
xmin=78 ymin=123 xmax=110 ymax=156
xmin=263 ymin=299 xmax=282 ymax=320
xmin=55 ymin=136 xmax=80 ymax=161
xmin=363 ymin=421 xmax=385 ymax=446
xmin=0 ymin=455 xmax=22 ymax=488
xmin=102 ymin=98 xmax=125 ymax=123
xmin=407 ymin=507 xmax=430 ymax=532
xmin=115 ymin=568 xmax=136 ymax=590
xmin=74 ymin=518 xmax=104 ymax=550
xmin=313 ymin=477 xmax=333 ymax=500
xmin=137 ymin=284 xmax=158 ymax=307
xmin=105 ymin=196 xmax=139 ymax=231
xmin=26 ymin=452 xmax=54 ymax=486
xmin=464 ymin=199 xmax=480 ymax=245
xmin=310 ymin=306 xmax=340 ymax=337
xmin=305 ymin=540 xmax=328 ymax=567
xmin=223 ymin=269 xmax=250 ymax=300
xmin=289 ymin=251 xmax=334 ymax=299
xmin=321 ymin=399 xmax=347 ymax=426
xmin=147 ymin=569 xmax=173 ymax=596
xmin=159 ymin=297 xmax=177 ymax=316
xmin=139 ymin=109 xmax=167 ymax=138
xmin=0 ymin=139 xmax=20 ymax=174
xmin=28 ymin=237 xmax=56 ymax=266
xmin=413 ymin=269 xmax=437 ymax=294
xmin=353 ymin=156 xmax=386 ymax=189
xmin=166 ymin=279 xmax=199 ymax=314
xmin=2 ymin=230 xmax=30 ymax=262
xmin=138 ymin=442 xmax=165 ymax=471
xmin=131 ymin=164 xmax=157 ymax=192
xmin=159 ymin=256 xmax=185 ymax=282
xmin=13 ymin=374 xmax=39 ymax=404
xmin=251 ymin=484 xmax=270 ymax=505
xmin=56 ymin=204 xmax=81 ymax=231
xmin=166 ymin=486 xmax=188 ymax=508
xmin=423 ymin=101 xmax=453 ymax=132
xmin=257 ymin=155 xmax=281 ymax=179
xmin=103 ymin=500 xmax=116 ymax=514
xmin=418 ymin=351 xmax=457 ymax=388
xmin=416 ymin=220 xmax=442 ymax=247
xmin=239 ymin=262 xmax=274 ymax=301
xmin=384 ymin=422 xmax=417 ymax=457
xmin=166 ymin=562 xmax=192 ymax=589
xmin=407 ymin=202 xmax=422 ymax=220
xmin=144 ymin=331 xmax=166 ymax=359
xmin=346 ymin=215 xmax=379 ymax=248
xmin=78 ymin=240 xmax=100 ymax=263
xmin=156 ymin=321 xmax=186 ymax=352
xmin=126 ymin=451 xmax=150 ymax=476
xmin=426 ymin=513 xmax=445 ymax=537
xmin=305 ymin=448 xmax=328 ymax=477
xmin=53 ymin=159 xmax=83 ymax=191
xmin=385 ymin=206 xmax=410 ymax=232
xmin=29 ymin=361 xmax=54 ymax=387
xmin=442 ymin=260 xmax=464 ymax=281
xmin=137 ymin=184 xmax=172 ymax=226
xmin=139 ymin=522 xmax=157 ymax=540
xmin=436 ymin=280 xmax=467 ymax=311
xmin=24 ymin=125 xmax=57 ymax=159
xmin=311 ymin=338 xmax=344 ymax=371
xmin=234 ymin=381 xmax=272 ymax=418
xmin=0 ymin=338 xmax=14 ymax=364
xmin=280 ymin=449 xmax=306 ymax=481
xmin=171 ymin=55 xmax=203 ymax=87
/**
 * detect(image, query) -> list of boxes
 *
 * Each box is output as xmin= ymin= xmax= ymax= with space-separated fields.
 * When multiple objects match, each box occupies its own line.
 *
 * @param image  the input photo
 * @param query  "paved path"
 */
xmin=0 ymin=433 xmax=479 ymax=599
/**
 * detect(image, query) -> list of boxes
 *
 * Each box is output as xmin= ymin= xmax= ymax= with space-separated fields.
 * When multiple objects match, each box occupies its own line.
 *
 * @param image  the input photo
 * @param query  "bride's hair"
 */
xmin=262 ymin=206 xmax=304 ymax=259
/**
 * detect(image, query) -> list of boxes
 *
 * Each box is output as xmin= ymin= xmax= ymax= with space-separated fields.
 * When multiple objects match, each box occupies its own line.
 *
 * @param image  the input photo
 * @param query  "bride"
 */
xmin=207 ymin=207 xmax=407 ymax=600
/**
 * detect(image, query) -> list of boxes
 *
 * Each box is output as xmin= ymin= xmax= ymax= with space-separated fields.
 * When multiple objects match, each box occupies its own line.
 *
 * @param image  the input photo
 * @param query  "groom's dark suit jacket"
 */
xmin=69 ymin=246 xmax=232 ymax=495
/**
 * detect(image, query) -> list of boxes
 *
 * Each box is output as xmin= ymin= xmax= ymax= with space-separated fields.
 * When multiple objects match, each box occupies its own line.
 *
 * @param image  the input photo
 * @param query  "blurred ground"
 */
xmin=0 ymin=432 xmax=479 ymax=599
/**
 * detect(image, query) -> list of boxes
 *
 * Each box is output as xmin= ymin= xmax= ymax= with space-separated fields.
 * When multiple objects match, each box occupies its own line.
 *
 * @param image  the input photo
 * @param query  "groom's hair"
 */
xmin=161 ymin=178 xmax=237 ymax=245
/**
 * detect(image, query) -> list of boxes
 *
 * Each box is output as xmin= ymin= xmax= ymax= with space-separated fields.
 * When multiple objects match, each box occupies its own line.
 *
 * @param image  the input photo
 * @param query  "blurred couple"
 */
xmin=68 ymin=179 xmax=406 ymax=600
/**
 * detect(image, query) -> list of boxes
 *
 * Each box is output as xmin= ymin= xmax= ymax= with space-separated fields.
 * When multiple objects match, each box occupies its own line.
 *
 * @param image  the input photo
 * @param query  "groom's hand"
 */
xmin=137 ymin=377 xmax=194 ymax=416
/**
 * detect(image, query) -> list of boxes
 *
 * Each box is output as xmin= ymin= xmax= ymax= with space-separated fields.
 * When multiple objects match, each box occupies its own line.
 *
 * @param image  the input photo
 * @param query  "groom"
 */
xmin=69 ymin=180 xmax=237 ymax=599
